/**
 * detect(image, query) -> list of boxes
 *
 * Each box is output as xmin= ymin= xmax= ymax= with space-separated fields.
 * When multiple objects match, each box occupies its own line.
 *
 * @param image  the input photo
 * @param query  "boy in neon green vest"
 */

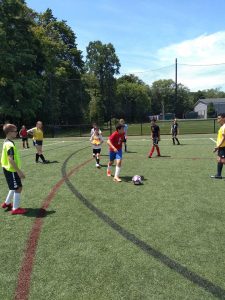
xmin=1 ymin=123 xmax=27 ymax=214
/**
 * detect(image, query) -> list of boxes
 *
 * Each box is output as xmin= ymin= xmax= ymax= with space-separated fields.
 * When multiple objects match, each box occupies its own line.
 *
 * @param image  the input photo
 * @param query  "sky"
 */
xmin=26 ymin=0 xmax=225 ymax=92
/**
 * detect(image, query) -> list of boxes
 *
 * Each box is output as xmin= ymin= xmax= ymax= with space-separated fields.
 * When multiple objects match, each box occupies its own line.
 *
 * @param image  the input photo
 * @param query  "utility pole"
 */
xmin=175 ymin=58 xmax=178 ymax=113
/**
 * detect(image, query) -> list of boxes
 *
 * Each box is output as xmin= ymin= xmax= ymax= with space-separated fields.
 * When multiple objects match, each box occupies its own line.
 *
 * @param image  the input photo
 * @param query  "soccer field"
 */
xmin=0 ymin=134 xmax=225 ymax=300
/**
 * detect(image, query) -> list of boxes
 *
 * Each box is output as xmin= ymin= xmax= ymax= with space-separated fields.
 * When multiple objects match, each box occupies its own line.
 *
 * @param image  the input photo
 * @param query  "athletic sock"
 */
xmin=156 ymin=145 xmax=161 ymax=156
xmin=107 ymin=163 xmax=112 ymax=171
xmin=172 ymin=138 xmax=175 ymax=145
xmin=149 ymin=146 xmax=155 ymax=157
xmin=39 ymin=154 xmax=46 ymax=162
xmin=115 ymin=166 xmax=121 ymax=178
xmin=96 ymin=158 xmax=100 ymax=164
xmin=13 ymin=192 xmax=21 ymax=210
xmin=36 ymin=153 xmax=39 ymax=162
xmin=176 ymin=138 xmax=180 ymax=144
xmin=217 ymin=162 xmax=223 ymax=176
xmin=5 ymin=190 xmax=15 ymax=205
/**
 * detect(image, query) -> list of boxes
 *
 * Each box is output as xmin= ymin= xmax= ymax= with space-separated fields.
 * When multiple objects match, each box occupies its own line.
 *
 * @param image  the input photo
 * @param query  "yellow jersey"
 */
xmin=217 ymin=124 xmax=225 ymax=147
xmin=1 ymin=139 xmax=21 ymax=172
xmin=29 ymin=127 xmax=43 ymax=141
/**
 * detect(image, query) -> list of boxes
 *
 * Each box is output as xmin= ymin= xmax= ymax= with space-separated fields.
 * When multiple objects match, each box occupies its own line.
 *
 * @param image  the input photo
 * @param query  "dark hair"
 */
xmin=116 ymin=123 xmax=125 ymax=131
xmin=218 ymin=113 xmax=225 ymax=118
xmin=3 ymin=123 xmax=17 ymax=135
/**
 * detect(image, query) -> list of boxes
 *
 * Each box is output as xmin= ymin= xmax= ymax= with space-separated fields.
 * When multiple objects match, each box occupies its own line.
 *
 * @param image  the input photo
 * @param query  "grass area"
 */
xmin=0 ymin=134 xmax=225 ymax=299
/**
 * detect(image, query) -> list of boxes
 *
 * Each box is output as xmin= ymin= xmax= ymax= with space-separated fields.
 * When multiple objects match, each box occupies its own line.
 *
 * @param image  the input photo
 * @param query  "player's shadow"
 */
xmin=24 ymin=208 xmax=56 ymax=218
xmin=124 ymin=151 xmax=137 ymax=153
xmin=45 ymin=160 xmax=59 ymax=164
xmin=153 ymin=155 xmax=171 ymax=158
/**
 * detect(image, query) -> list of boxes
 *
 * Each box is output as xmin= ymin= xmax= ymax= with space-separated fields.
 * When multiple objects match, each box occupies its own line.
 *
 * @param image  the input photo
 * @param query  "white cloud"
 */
xmin=122 ymin=32 xmax=225 ymax=91
xmin=153 ymin=31 xmax=225 ymax=91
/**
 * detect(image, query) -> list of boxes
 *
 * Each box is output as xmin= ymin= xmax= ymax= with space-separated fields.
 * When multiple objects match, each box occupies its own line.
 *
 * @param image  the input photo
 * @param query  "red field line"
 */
xmin=14 ymin=159 xmax=92 ymax=300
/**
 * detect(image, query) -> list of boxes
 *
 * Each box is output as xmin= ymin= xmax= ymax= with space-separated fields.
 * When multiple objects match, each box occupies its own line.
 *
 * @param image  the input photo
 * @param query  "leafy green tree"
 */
xmin=34 ymin=8 xmax=84 ymax=124
xmin=116 ymin=74 xmax=151 ymax=122
xmin=0 ymin=0 xmax=45 ymax=123
xmin=86 ymin=41 xmax=120 ymax=123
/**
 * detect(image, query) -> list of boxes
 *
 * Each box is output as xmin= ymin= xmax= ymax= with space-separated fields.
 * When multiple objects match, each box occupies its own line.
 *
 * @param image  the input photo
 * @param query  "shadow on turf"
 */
xmin=24 ymin=208 xmax=56 ymax=218
xmin=120 ymin=175 xmax=147 ymax=183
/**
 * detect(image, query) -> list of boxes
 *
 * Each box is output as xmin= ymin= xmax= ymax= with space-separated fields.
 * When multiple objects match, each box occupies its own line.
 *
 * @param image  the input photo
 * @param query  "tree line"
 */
xmin=1 ymin=0 xmax=225 ymax=126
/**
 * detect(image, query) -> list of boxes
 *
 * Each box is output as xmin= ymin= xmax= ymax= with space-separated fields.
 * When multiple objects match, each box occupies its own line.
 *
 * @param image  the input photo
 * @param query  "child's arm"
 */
xmin=107 ymin=139 xmax=117 ymax=152
xmin=8 ymin=155 xmax=25 ymax=179
xmin=27 ymin=128 xmax=34 ymax=136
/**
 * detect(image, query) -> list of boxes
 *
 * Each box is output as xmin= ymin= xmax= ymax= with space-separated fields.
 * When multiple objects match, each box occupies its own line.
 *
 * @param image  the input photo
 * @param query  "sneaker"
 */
xmin=92 ymin=154 xmax=96 ymax=158
xmin=107 ymin=169 xmax=111 ymax=177
xmin=96 ymin=163 xmax=100 ymax=168
xmin=113 ymin=177 xmax=122 ymax=182
xmin=210 ymin=175 xmax=222 ymax=179
xmin=11 ymin=208 xmax=28 ymax=215
xmin=1 ymin=202 xmax=12 ymax=209
xmin=148 ymin=155 xmax=152 ymax=158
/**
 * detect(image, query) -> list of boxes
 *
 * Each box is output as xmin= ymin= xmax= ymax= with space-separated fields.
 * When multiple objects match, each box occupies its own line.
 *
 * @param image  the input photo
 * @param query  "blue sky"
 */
xmin=26 ymin=0 xmax=225 ymax=91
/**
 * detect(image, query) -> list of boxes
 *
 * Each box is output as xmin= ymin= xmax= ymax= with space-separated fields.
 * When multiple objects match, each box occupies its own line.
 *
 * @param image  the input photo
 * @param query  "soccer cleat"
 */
xmin=92 ymin=154 xmax=96 ymax=158
xmin=210 ymin=175 xmax=222 ymax=179
xmin=96 ymin=163 xmax=100 ymax=168
xmin=11 ymin=208 xmax=28 ymax=215
xmin=113 ymin=177 xmax=122 ymax=182
xmin=107 ymin=169 xmax=111 ymax=177
xmin=1 ymin=202 xmax=12 ymax=209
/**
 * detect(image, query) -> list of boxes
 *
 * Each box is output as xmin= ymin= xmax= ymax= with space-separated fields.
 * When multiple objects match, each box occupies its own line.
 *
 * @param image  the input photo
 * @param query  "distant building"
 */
xmin=194 ymin=98 xmax=225 ymax=119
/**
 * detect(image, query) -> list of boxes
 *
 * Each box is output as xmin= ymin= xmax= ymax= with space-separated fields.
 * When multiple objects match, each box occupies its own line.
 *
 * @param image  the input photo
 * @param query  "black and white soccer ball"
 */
xmin=132 ymin=175 xmax=142 ymax=185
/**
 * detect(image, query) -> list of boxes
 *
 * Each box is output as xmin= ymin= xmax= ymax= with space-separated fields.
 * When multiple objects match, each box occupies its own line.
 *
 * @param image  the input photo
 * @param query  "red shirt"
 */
xmin=109 ymin=131 xmax=125 ymax=151
xmin=20 ymin=128 xmax=28 ymax=138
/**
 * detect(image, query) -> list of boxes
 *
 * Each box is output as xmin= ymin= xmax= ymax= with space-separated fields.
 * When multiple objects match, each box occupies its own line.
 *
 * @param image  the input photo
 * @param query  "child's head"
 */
xmin=151 ymin=118 xmax=156 ymax=124
xmin=36 ymin=121 xmax=43 ymax=129
xmin=119 ymin=119 xmax=125 ymax=125
xmin=94 ymin=127 xmax=100 ymax=135
xmin=3 ymin=123 xmax=18 ymax=138
xmin=22 ymin=125 xmax=26 ymax=129
xmin=116 ymin=123 xmax=125 ymax=133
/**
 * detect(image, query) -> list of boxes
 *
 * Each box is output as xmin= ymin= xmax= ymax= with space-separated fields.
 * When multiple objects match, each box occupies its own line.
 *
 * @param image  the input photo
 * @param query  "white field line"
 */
xmin=130 ymin=137 xmax=216 ymax=142
xmin=210 ymin=138 xmax=216 ymax=144
xmin=20 ymin=140 xmax=87 ymax=152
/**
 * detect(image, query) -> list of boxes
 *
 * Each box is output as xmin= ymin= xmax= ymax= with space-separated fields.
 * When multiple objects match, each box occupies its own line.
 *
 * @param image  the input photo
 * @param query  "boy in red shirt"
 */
xmin=107 ymin=124 xmax=125 ymax=182
xmin=19 ymin=125 xmax=30 ymax=149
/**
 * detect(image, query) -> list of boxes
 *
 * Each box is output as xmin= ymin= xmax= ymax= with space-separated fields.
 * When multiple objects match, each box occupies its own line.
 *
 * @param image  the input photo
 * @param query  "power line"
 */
xmin=178 ymin=62 xmax=225 ymax=67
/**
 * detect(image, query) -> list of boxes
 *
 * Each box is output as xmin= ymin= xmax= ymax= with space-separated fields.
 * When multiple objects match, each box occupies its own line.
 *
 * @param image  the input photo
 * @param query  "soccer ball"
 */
xmin=132 ymin=175 xmax=142 ymax=185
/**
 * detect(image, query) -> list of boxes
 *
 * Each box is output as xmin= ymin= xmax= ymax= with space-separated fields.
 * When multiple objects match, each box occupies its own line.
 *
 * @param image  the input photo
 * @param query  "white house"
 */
xmin=194 ymin=98 xmax=225 ymax=119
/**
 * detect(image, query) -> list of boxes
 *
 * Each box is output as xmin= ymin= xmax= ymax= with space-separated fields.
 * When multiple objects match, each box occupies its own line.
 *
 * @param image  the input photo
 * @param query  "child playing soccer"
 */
xmin=148 ymin=118 xmax=161 ymax=158
xmin=171 ymin=118 xmax=180 ymax=145
xmin=27 ymin=121 xmax=49 ymax=163
xmin=1 ymin=123 xmax=27 ymax=214
xmin=19 ymin=125 xmax=30 ymax=149
xmin=119 ymin=119 xmax=128 ymax=152
xmin=90 ymin=127 xmax=104 ymax=168
xmin=211 ymin=113 xmax=225 ymax=179
xmin=107 ymin=123 xmax=125 ymax=182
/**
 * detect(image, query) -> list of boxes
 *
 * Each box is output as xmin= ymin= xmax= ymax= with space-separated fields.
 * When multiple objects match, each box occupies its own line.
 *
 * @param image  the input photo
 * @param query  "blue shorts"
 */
xmin=109 ymin=149 xmax=122 ymax=161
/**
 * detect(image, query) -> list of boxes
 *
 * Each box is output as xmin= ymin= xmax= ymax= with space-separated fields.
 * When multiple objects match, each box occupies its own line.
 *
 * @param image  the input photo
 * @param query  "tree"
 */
xmin=86 ymin=41 xmax=120 ymax=123
xmin=0 ymin=0 xmax=45 ymax=123
xmin=116 ymin=74 xmax=151 ymax=122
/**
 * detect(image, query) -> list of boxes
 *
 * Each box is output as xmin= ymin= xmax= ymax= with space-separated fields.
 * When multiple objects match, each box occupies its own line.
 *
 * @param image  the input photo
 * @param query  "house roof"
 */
xmin=194 ymin=98 xmax=225 ymax=106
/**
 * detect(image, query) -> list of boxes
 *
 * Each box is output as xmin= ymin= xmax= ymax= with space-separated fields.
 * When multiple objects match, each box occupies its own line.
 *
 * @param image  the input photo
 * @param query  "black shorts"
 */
xmin=33 ymin=140 xmax=43 ymax=146
xmin=22 ymin=137 xmax=28 ymax=141
xmin=93 ymin=148 xmax=101 ymax=154
xmin=153 ymin=137 xmax=159 ymax=145
xmin=218 ymin=147 xmax=225 ymax=158
xmin=3 ymin=168 xmax=22 ymax=190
